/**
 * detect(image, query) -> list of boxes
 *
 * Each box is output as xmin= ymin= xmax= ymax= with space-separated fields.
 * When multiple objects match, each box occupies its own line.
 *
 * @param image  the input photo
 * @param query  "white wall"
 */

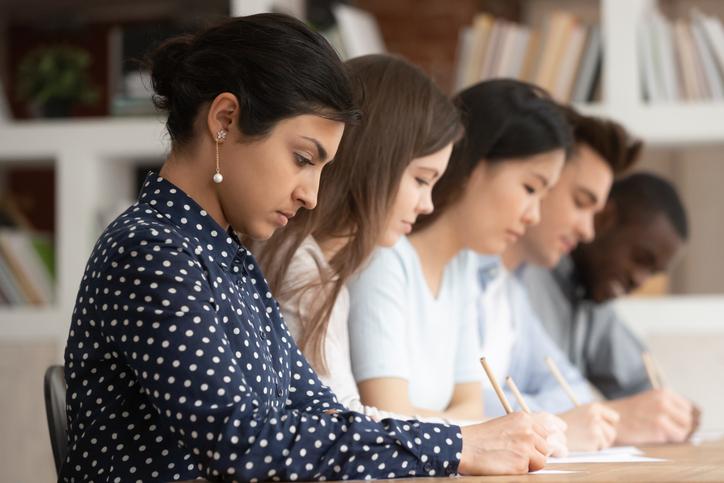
xmin=616 ymin=296 xmax=724 ymax=430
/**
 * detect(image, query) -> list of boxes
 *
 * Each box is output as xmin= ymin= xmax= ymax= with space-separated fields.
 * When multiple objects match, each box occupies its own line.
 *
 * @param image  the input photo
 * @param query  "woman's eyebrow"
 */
xmin=532 ymin=172 xmax=550 ymax=187
xmin=417 ymin=167 xmax=441 ymax=178
xmin=302 ymin=136 xmax=328 ymax=162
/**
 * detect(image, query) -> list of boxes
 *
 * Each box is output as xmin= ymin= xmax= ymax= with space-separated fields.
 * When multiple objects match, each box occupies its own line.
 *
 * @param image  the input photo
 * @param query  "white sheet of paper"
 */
xmin=558 ymin=446 xmax=644 ymax=459
xmin=548 ymin=454 xmax=665 ymax=464
xmin=597 ymin=446 xmax=644 ymax=455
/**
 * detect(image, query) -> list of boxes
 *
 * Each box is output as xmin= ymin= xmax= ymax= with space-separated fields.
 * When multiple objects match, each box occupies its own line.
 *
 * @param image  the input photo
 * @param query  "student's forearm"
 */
xmin=358 ymin=379 xmax=483 ymax=421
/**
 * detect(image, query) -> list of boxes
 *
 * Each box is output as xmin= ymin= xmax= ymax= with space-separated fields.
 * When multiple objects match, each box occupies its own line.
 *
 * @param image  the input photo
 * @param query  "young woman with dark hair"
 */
xmin=348 ymin=79 xmax=571 ymax=439
xmin=63 ymin=18 xmax=550 ymax=482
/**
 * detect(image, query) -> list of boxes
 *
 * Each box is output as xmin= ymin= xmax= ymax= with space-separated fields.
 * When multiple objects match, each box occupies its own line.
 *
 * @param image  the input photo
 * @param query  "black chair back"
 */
xmin=43 ymin=365 xmax=68 ymax=475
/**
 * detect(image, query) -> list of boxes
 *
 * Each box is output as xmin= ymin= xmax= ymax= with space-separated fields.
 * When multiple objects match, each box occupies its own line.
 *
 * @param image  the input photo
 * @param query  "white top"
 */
xmin=478 ymin=266 xmax=517 ymax=381
xmin=347 ymin=237 xmax=482 ymax=412
xmin=279 ymin=236 xmax=401 ymax=421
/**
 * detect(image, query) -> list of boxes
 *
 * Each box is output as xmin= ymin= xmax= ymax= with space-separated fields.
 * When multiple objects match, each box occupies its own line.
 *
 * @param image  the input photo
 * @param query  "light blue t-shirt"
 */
xmin=348 ymin=237 xmax=482 ymax=412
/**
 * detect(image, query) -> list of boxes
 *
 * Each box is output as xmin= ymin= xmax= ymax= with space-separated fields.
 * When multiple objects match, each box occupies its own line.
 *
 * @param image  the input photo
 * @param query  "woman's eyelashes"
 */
xmin=574 ymin=195 xmax=591 ymax=210
xmin=415 ymin=177 xmax=431 ymax=186
xmin=294 ymin=152 xmax=314 ymax=167
xmin=524 ymin=183 xmax=536 ymax=195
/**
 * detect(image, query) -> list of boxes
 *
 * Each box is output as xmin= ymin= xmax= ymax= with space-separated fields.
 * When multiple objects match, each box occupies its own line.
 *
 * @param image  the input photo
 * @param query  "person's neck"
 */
xmin=501 ymin=242 xmax=526 ymax=271
xmin=159 ymin=147 xmax=230 ymax=230
xmin=409 ymin=212 xmax=465 ymax=297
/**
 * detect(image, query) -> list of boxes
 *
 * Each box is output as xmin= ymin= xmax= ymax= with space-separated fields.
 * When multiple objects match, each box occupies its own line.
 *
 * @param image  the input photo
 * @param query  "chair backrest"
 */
xmin=44 ymin=365 xmax=68 ymax=475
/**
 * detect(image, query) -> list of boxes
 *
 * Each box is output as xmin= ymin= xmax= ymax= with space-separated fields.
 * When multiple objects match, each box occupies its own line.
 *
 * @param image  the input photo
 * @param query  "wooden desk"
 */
xmin=408 ymin=439 xmax=724 ymax=482
xmin=180 ymin=439 xmax=724 ymax=482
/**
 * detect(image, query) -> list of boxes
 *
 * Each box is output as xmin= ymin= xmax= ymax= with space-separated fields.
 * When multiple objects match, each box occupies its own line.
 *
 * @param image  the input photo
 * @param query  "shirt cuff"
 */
xmin=414 ymin=422 xmax=463 ymax=477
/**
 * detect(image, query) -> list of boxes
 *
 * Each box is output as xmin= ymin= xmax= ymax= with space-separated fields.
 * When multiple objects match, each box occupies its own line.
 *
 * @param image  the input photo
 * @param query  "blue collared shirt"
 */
xmin=477 ymin=257 xmax=594 ymax=417
xmin=62 ymin=173 xmax=462 ymax=482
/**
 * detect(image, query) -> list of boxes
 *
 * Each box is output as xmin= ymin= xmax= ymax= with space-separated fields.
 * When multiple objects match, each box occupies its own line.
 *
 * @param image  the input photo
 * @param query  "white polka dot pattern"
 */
xmin=61 ymin=174 xmax=462 ymax=482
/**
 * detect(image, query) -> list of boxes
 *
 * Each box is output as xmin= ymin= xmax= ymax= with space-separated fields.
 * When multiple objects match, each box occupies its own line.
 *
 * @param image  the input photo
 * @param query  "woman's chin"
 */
xmin=377 ymin=231 xmax=402 ymax=248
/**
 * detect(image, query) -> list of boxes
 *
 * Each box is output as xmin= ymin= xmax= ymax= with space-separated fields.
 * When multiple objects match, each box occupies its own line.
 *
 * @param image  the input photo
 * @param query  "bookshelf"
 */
xmin=0 ymin=0 xmax=722 ymax=346
xmin=0 ymin=118 xmax=168 ymax=344
xmin=0 ymin=2 xmax=723 ymax=480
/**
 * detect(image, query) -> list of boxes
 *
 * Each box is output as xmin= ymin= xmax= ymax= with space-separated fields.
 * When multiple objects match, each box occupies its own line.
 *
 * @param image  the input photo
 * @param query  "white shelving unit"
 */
xmin=0 ymin=118 xmax=169 ymax=346
xmin=0 ymin=0 xmax=723 ymax=350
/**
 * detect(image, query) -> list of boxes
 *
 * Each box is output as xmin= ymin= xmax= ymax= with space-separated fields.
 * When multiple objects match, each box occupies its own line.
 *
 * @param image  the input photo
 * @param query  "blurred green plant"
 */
xmin=15 ymin=45 xmax=99 ymax=117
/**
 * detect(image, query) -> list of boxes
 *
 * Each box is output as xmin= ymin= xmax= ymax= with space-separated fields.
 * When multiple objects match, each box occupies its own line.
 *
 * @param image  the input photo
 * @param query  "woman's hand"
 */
xmin=559 ymin=402 xmax=619 ymax=451
xmin=458 ymin=412 xmax=549 ymax=475
xmin=532 ymin=411 xmax=568 ymax=457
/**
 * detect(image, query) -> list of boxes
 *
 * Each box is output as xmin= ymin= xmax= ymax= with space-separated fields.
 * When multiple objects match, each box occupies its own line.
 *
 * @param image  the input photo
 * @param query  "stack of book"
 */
xmin=639 ymin=8 xmax=724 ymax=102
xmin=0 ymin=229 xmax=54 ymax=306
xmin=453 ymin=11 xmax=602 ymax=103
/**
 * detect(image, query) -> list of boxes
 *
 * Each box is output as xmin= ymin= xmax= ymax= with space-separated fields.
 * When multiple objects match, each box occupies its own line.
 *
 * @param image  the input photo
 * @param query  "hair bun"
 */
xmin=148 ymin=34 xmax=194 ymax=110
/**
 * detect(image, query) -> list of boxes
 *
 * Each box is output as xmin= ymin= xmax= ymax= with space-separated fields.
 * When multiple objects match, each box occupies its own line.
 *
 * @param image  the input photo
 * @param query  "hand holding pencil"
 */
xmin=544 ymin=355 xmax=619 ymax=451
xmin=480 ymin=357 xmax=569 ymax=457
xmin=603 ymin=352 xmax=698 ymax=445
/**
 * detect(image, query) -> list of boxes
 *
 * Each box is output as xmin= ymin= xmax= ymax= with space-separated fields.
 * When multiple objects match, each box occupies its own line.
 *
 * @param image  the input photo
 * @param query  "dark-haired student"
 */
xmin=62 ymin=14 xmax=549 ymax=482
xmin=348 ymin=79 xmax=572 ymax=457
xmin=478 ymin=107 xmax=638 ymax=451
xmin=523 ymin=171 xmax=697 ymax=444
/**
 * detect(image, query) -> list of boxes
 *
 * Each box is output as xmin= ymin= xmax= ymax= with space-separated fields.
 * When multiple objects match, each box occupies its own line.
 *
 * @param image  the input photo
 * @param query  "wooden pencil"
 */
xmin=480 ymin=357 xmax=514 ymax=414
xmin=642 ymin=351 xmax=662 ymax=389
xmin=544 ymin=356 xmax=581 ymax=406
xmin=505 ymin=376 xmax=531 ymax=414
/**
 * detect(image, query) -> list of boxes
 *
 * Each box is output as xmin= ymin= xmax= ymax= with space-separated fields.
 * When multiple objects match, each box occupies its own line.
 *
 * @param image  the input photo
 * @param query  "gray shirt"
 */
xmin=521 ymin=256 xmax=652 ymax=400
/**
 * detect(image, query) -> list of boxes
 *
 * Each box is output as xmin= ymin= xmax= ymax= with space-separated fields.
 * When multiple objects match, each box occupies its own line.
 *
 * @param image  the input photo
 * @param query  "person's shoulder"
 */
xmin=94 ymin=202 xmax=197 ymax=266
xmin=295 ymin=236 xmax=327 ymax=269
xmin=520 ymin=263 xmax=557 ymax=289
xmin=350 ymin=238 xmax=413 ymax=289
xmin=369 ymin=237 xmax=414 ymax=270
xmin=282 ymin=236 xmax=329 ymax=292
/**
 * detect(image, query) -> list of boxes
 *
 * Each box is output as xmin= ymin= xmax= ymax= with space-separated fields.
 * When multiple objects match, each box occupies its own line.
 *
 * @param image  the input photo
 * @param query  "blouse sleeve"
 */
xmin=97 ymin=234 xmax=462 ymax=481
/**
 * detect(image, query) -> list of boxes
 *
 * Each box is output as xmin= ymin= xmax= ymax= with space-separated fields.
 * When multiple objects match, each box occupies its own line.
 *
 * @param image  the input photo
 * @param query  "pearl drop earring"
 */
xmin=213 ymin=129 xmax=227 ymax=184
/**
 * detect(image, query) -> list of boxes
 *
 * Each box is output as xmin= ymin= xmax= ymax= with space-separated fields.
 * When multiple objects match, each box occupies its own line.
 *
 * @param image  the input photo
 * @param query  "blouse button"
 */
xmin=276 ymin=386 xmax=283 ymax=397
xmin=423 ymin=463 xmax=434 ymax=473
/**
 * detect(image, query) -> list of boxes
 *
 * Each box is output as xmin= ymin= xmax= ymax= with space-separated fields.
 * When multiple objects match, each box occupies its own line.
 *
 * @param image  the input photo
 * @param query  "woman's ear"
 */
xmin=206 ymin=92 xmax=240 ymax=141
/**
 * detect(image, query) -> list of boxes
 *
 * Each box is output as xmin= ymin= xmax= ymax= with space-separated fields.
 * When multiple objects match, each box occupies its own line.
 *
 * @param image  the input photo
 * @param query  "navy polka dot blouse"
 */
xmin=62 ymin=174 xmax=462 ymax=482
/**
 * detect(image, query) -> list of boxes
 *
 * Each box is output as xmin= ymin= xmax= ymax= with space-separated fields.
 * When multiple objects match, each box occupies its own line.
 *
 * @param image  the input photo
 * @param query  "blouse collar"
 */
xmin=137 ymin=172 xmax=244 ymax=269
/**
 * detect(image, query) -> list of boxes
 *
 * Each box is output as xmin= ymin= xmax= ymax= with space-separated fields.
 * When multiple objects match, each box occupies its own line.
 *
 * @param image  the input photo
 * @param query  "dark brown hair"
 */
xmin=257 ymin=54 xmax=462 ymax=373
xmin=561 ymin=105 xmax=642 ymax=175
xmin=147 ymin=13 xmax=360 ymax=148
xmin=414 ymin=79 xmax=573 ymax=232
